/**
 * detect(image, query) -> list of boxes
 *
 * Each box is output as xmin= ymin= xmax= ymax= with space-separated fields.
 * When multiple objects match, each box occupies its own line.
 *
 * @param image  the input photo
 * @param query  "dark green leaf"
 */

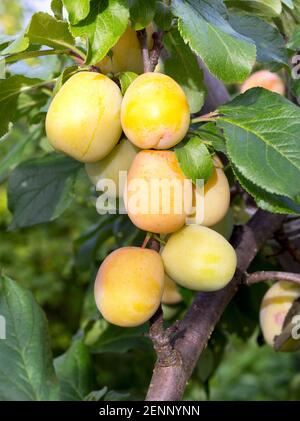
xmin=8 ymin=154 xmax=82 ymax=230
xmin=218 ymin=88 xmax=300 ymax=204
xmin=232 ymin=163 xmax=300 ymax=214
xmin=158 ymin=28 xmax=206 ymax=113
xmin=192 ymin=122 xmax=227 ymax=155
xmin=63 ymin=0 xmax=91 ymax=25
xmin=229 ymin=12 xmax=288 ymax=66
xmin=129 ymin=0 xmax=156 ymax=30
xmin=89 ymin=320 xmax=150 ymax=354
xmin=54 ymin=339 xmax=93 ymax=401
xmin=175 ymin=136 xmax=214 ymax=183
xmin=53 ymin=66 xmax=79 ymax=96
xmin=172 ymin=0 xmax=256 ymax=83
xmin=118 ymin=71 xmax=138 ymax=95
xmin=26 ymin=12 xmax=75 ymax=50
xmin=0 ymin=75 xmax=43 ymax=138
xmin=71 ymin=0 xmax=129 ymax=65
xmin=154 ymin=1 xmax=173 ymax=31
xmin=0 ymin=275 xmax=59 ymax=400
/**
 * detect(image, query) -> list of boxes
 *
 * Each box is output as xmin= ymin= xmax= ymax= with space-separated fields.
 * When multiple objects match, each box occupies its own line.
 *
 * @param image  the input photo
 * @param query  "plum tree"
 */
xmin=94 ymin=247 xmax=164 ymax=327
xmin=260 ymin=281 xmax=300 ymax=351
xmin=121 ymin=72 xmax=190 ymax=149
xmin=85 ymin=138 xmax=138 ymax=197
xmin=240 ymin=70 xmax=285 ymax=95
xmin=162 ymin=275 xmax=182 ymax=305
xmin=125 ymin=150 xmax=187 ymax=234
xmin=210 ymin=209 xmax=234 ymax=240
xmin=46 ymin=72 xmax=123 ymax=163
xmin=192 ymin=156 xmax=230 ymax=227
xmin=97 ymin=26 xmax=153 ymax=75
xmin=161 ymin=225 xmax=237 ymax=292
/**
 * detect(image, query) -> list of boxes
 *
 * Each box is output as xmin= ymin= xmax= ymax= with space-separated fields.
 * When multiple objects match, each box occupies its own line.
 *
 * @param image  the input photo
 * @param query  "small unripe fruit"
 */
xmin=125 ymin=150 xmax=187 ymax=234
xmin=162 ymin=225 xmax=237 ymax=292
xmin=121 ymin=73 xmax=190 ymax=149
xmin=46 ymin=72 xmax=122 ymax=163
xmin=94 ymin=247 xmax=164 ymax=327
xmin=97 ymin=26 xmax=153 ymax=75
xmin=85 ymin=138 xmax=138 ymax=197
xmin=192 ymin=157 xmax=230 ymax=227
xmin=162 ymin=275 xmax=182 ymax=305
xmin=260 ymin=281 xmax=300 ymax=351
xmin=240 ymin=70 xmax=285 ymax=95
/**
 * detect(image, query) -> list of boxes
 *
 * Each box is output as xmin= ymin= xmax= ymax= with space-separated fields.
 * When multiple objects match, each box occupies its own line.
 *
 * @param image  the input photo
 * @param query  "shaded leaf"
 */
xmin=0 ymin=275 xmax=59 ymax=401
xmin=8 ymin=154 xmax=82 ymax=230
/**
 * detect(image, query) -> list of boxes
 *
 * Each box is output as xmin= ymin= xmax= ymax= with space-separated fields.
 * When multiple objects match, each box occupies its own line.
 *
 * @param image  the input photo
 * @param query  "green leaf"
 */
xmin=218 ymin=88 xmax=300 ymax=205
xmin=54 ymin=339 xmax=93 ymax=401
xmin=281 ymin=0 xmax=294 ymax=8
xmin=0 ymin=275 xmax=59 ymax=400
xmin=129 ymin=0 xmax=156 ymax=30
xmin=192 ymin=122 xmax=227 ymax=155
xmin=26 ymin=12 xmax=75 ymax=50
xmin=63 ymin=0 xmax=91 ymax=25
xmin=229 ymin=12 xmax=288 ymax=66
xmin=53 ymin=66 xmax=79 ymax=96
xmin=175 ymin=136 xmax=214 ymax=183
xmin=1 ymin=33 xmax=29 ymax=55
xmin=7 ymin=153 xmax=82 ymax=230
xmin=0 ymin=75 xmax=43 ymax=139
xmin=225 ymin=0 xmax=282 ymax=17
xmin=158 ymin=28 xmax=206 ymax=113
xmin=89 ymin=320 xmax=150 ymax=354
xmin=154 ymin=1 xmax=173 ymax=31
xmin=71 ymin=0 xmax=129 ymax=65
xmin=118 ymin=71 xmax=138 ymax=95
xmin=172 ymin=0 xmax=256 ymax=84
xmin=287 ymin=24 xmax=300 ymax=49
xmin=232 ymin=163 xmax=300 ymax=214
xmin=0 ymin=129 xmax=40 ymax=183
xmin=153 ymin=1 xmax=173 ymax=31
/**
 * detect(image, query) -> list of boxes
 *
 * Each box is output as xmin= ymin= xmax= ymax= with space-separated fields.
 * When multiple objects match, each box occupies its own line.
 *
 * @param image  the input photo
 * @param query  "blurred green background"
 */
xmin=0 ymin=0 xmax=300 ymax=401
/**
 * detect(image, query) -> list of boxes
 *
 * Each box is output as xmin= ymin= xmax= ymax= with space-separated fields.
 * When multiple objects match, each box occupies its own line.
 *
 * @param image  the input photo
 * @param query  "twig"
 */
xmin=245 ymin=271 xmax=300 ymax=286
xmin=137 ymin=29 xmax=151 ymax=73
xmin=149 ymin=31 xmax=164 ymax=72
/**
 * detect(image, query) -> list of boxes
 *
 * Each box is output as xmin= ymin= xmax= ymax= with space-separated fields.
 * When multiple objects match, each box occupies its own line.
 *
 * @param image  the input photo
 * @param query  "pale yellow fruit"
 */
xmin=46 ymin=72 xmax=122 ymax=163
xmin=97 ymin=26 xmax=153 ymax=75
xmin=260 ymin=281 xmax=300 ymax=351
xmin=121 ymin=72 xmax=190 ymax=149
xmin=94 ymin=247 xmax=164 ymax=327
xmin=240 ymin=70 xmax=285 ymax=95
xmin=125 ymin=150 xmax=187 ymax=234
xmin=162 ymin=225 xmax=237 ymax=292
xmin=193 ymin=156 xmax=230 ymax=227
xmin=211 ymin=209 xmax=234 ymax=240
xmin=85 ymin=138 xmax=138 ymax=197
xmin=162 ymin=274 xmax=182 ymax=305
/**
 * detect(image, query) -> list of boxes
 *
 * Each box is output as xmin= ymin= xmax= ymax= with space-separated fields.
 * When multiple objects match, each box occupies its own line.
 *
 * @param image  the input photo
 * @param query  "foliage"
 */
xmin=0 ymin=0 xmax=300 ymax=402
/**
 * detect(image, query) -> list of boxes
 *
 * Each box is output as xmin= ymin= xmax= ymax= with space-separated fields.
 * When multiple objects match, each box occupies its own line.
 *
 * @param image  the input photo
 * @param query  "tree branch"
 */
xmin=146 ymin=210 xmax=285 ymax=401
xmin=245 ymin=271 xmax=300 ymax=286
xmin=138 ymin=29 xmax=164 ymax=73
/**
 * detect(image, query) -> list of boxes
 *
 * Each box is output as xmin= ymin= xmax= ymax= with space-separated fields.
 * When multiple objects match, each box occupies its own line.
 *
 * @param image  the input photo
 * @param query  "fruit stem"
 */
xmin=191 ymin=111 xmax=219 ymax=124
xmin=141 ymin=233 xmax=152 ymax=249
